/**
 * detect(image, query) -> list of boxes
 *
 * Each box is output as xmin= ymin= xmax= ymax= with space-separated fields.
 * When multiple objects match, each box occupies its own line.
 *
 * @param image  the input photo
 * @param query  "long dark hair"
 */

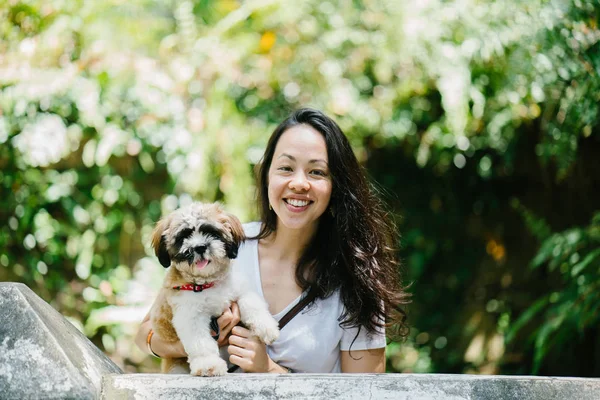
xmin=253 ymin=108 xmax=409 ymax=337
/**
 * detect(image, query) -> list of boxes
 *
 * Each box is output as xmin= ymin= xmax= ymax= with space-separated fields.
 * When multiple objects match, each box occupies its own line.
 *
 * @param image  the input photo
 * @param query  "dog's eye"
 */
xmin=198 ymin=224 xmax=223 ymax=240
xmin=175 ymin=228 xmax=194 ymax=248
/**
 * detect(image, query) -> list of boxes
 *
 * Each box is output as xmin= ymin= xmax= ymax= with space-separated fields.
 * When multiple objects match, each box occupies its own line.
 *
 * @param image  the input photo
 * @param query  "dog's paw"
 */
xmin=189 ymin=355 xmax=227 ymax=377
xmin=250 ymin=317 xmax=280 ymax=345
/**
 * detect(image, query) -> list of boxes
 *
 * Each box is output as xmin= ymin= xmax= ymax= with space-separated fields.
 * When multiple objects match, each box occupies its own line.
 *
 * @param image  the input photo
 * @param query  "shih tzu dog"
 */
xmin=149 ymin=202 xmax=279 ymax=376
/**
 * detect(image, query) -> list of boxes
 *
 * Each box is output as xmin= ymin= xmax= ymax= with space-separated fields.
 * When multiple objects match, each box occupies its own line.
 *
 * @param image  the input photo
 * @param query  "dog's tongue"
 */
xmin=195 ymin=259 xmax=209 ymax=269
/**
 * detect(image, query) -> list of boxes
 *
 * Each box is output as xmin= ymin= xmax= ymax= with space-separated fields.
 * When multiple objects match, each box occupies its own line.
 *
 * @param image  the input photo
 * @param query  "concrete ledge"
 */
xmin=0 ymin=282 xmax=122 ymax=399
xmin=102 ymin=373 xmax=600 ymax=400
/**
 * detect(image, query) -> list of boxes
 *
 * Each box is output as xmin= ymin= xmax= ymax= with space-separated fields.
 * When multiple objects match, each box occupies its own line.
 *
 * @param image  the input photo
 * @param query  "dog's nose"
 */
xmin=194 ymin=245 xmax=207 ymax=255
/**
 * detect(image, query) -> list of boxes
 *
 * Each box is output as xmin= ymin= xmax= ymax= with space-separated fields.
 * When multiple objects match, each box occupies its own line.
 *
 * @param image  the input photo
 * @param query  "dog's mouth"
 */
xmin=195 ymin=259 xmax=210 ymax=269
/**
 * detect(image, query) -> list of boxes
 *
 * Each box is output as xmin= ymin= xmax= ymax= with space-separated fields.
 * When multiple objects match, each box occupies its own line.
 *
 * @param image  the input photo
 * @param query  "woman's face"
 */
xmin=267 ymin=124 xmax=333 ymax=234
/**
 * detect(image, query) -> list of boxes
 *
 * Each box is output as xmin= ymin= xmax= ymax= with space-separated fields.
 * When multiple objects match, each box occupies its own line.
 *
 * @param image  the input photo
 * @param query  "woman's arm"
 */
xmin=134 ymin=312 xmax=187 ymax=358
xmin=134 ymin=303 xmax=242 ymax=358
xmin=340 ymin=348 xmax=386 ymax=373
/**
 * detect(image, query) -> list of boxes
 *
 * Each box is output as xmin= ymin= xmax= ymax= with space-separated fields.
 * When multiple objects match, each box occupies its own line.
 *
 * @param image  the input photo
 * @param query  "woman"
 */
xmin=136 ymin=108 xmax=409 ymax=373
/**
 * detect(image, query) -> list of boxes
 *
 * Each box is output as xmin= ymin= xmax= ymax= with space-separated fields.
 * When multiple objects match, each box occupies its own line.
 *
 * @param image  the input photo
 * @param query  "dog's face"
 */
xmin=151 ymin=202 xmax=245 ymax=281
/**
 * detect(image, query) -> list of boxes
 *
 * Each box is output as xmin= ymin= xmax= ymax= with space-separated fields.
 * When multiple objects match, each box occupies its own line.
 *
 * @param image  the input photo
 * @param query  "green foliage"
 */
xmin=509 ymin=210 xmax=600 ymax=373
xmin=1 ymin=0 xmax=599 ymax=374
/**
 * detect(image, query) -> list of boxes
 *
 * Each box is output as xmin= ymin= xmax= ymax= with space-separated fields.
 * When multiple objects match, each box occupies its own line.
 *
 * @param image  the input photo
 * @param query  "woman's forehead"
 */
xmin=273 ymin=125 xmax=328 ymax=162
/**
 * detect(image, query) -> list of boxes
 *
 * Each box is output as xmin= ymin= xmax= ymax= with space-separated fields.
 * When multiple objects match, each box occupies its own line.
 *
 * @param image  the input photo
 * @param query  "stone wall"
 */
xmin=102 ymin=373 xmax=600 ymax=400
xmin=2 ymin=282 xmax=600 ymax=400
xmin=0 ymin=282 xmax=122 ymax=399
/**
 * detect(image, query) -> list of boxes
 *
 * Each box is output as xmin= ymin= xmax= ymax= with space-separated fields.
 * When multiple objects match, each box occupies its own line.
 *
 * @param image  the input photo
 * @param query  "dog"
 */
xmin=149 ymin=202 xmax=279 ymax=376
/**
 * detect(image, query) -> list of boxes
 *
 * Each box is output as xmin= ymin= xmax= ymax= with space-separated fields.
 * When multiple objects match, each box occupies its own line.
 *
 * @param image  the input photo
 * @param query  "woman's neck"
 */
xmin=261 ymin=222 xmax=317 ymax=263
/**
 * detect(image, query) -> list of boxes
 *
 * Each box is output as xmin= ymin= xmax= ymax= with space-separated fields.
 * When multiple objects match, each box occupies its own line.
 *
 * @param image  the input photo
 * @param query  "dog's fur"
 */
xmin=149 ymin=202 xmax=279 ymax=376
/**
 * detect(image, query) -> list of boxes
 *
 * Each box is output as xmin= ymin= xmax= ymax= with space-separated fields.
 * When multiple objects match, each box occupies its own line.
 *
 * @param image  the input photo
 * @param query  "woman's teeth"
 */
xmin=286 ymin=199 xmax=310 ymax=207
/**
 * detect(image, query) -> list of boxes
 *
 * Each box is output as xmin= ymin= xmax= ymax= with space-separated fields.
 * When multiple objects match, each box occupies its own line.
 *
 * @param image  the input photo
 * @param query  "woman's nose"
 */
xmin=289 ymin=173 xmax=310 ymax=191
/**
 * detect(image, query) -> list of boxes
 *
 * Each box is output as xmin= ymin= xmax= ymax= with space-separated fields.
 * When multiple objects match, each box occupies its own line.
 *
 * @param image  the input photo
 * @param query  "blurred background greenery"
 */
xmin=1 ymin=0 xmax=599 ymax=376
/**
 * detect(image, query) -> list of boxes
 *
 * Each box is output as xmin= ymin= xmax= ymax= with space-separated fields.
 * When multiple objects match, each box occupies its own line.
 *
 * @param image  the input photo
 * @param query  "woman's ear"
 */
xmin=151 ymin=216 xmax=172 ymax=268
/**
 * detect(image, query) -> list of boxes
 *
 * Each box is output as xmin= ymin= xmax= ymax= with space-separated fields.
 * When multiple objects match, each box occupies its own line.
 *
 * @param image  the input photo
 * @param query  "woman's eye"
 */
xmin=310 ymin=170 xmax=327 ymax=176
xmin=278 ymin=166 xmax=292 ymax=172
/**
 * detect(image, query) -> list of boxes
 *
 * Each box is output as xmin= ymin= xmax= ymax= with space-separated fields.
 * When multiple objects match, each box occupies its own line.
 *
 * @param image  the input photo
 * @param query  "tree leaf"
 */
xmin=530 ymin=237 xmax=557 ymax=269
xmin=571 ymin=248 xmax=600 ymax=276
xmin=532 ymin=313 xmax=566 ymax=374
xmin=505 ymin=297 xmax=549 ymax=343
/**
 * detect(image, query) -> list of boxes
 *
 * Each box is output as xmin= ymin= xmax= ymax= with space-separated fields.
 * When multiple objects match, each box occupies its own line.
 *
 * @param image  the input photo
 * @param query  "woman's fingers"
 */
xmin=227 ymin=340 xmax=252 ymax=371
xmin=231 ymin=325 xmax=251 ymax=338
xmin=226 ymin=333 xmax=271 ymax=372
xmin=217 ymin=309 xmax=233 ymax=328
xmin=228 ymin=354 xmax=248 ymax=370
xmin=227 ymin=341 xmax=256 ymax=372
xmin=216 ymin=302 xmax=242 ymax=345
xmin=227 ymin=343 xmax=251 ymax=358
xmin=228 ymin=332 xmax=251 ymax=348
xmin=216 ymin=312 xmax=231 ymax=346
xmin=230 ymin=302 xmax=241 ymax=326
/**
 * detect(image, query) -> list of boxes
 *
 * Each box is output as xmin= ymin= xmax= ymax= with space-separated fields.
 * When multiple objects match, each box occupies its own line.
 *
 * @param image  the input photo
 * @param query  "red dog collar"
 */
xmin=172 ymin=282 xmax=215 ymax=292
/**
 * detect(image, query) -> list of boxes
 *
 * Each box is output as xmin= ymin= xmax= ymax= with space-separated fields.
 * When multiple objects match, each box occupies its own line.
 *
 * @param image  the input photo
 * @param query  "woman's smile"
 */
xmin=283 ymin=198 xmax=313 ymax=212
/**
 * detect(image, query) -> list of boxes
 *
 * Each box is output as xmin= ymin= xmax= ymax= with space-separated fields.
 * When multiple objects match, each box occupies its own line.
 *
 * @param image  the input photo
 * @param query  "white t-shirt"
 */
xmin=230 ymin=222 xmax=386 ymax=373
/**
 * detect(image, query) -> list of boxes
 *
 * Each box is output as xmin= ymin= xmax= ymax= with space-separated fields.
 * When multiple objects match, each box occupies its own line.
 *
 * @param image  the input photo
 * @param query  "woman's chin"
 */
xmin=276 ymin=216 xmax=321 ymax=232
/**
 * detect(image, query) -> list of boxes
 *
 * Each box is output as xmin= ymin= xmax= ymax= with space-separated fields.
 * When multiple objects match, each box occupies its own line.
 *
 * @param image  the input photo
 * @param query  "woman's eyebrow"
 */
xmin=278 ymin=153 xmax=295 ymax=161
xmin=278 ymin=153 xmax=328 ymax=165
xmin=309 ymin=159 xmax=328 ymax=166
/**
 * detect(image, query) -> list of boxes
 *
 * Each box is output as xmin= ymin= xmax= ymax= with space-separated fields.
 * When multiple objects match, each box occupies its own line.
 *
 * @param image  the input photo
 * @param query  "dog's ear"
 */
xmin=221 ymin=212 xmax=245 ymax=259
xmin=151 ymin=216 xmax=171 ymax=268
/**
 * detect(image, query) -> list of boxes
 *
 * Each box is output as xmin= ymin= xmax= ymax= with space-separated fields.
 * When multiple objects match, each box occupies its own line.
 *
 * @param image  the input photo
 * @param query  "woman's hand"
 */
xmin=134 ymin=313 xmax=187 ymax=358
xmin=227 ymin=326 xmax=284 ymax=373
xmin=213 ymin=302 xmax=241 ymax=347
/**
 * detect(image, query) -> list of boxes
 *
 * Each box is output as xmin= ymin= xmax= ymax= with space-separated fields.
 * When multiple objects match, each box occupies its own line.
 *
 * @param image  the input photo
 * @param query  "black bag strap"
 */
xmin=277 ymin=289 xmax=318 ymax=330
xmin=228 ymin=289 xmax=317 ymax=373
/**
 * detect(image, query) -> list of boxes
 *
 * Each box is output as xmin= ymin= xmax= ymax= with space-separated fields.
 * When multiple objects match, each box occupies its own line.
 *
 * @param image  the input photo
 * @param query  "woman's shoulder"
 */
xmin=230 ymin=222 xmax=261 ymax=275
xmin=242 ymin=221 xmax=262 ymax=238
